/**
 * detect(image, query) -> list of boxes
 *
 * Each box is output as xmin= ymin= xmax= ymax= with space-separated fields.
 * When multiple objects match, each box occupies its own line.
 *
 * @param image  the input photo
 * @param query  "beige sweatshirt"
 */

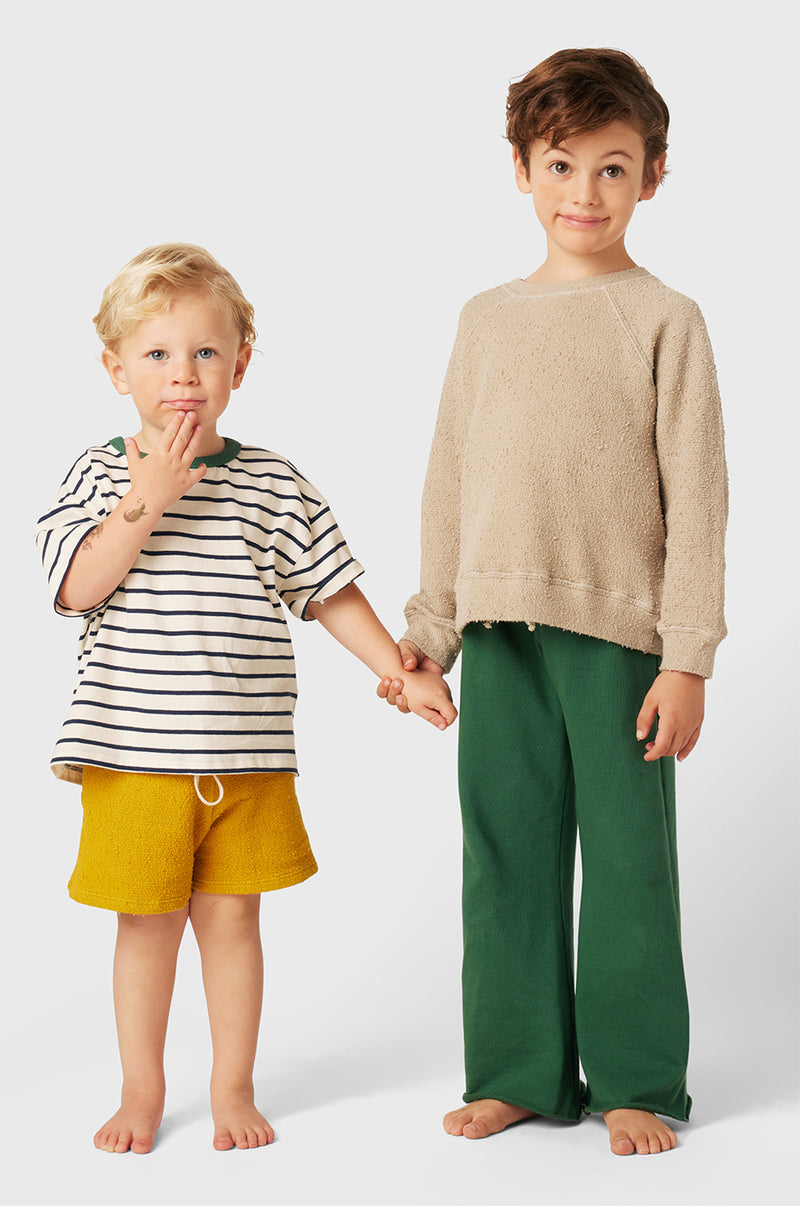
xmin=404 ymin=267 xmax=727 ymax=678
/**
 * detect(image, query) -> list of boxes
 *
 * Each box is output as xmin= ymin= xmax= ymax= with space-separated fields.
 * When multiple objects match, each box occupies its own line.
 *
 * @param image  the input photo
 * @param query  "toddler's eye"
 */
xmin=148 ymin=350 xmax=167 ymax=361
xmin=196 ymin=348 xmax=215 ymax=360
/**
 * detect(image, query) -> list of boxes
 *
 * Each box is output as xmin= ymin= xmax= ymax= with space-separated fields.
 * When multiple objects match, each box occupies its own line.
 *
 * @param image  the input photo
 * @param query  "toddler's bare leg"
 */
xmin=189 ymin=892 xmax=273 ymax=1150
xmin=603 ymin=1109 xmax=677 ymax=1155
xmin=444 ymin=1100 xmax=536 ymax=1138
xmin=95 ymin=906 xmax=189 ymax=1154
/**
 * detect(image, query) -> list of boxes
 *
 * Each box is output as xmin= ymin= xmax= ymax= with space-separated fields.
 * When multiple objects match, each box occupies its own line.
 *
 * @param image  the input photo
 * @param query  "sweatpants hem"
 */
xmin=463 ymin=1092 xmax=582 ymax=1123
xmin=582 ymin=1100 xmax=691 ymax=1123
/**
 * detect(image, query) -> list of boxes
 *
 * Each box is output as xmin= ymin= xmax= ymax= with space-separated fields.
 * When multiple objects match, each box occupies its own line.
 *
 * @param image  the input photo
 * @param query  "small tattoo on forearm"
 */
xmin=123 ymin=497 xmax=148 ymax=523
xmin=82 ymin=522 xmax=104 ymax=551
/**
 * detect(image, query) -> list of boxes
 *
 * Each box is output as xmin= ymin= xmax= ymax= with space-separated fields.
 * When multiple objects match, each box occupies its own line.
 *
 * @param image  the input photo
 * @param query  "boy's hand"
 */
xmin=377 ymin=640 xmax=445 ymax=715
xmin=125 ymin=411 xmax=208 ymax=516
xmin=636 ymin=670 xmax=705 ymax=762
xmin=390 ymin=667 xmax=457 ymax=731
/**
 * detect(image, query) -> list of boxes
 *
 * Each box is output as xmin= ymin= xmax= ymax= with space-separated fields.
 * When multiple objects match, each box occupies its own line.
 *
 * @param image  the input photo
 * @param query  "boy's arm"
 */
xmin=636 ymin=670 xmax=705 ymax=762
xmin=654 ymin=300 xmax=728 ymax=678
xmin=307 ymin=584 xmax=457 ymax=730
xmin=58 ymin=412 xmax=207 ymax=611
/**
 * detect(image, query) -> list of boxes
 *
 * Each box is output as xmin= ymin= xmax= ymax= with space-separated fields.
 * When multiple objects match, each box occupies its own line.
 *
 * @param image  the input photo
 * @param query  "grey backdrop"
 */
xmin=4 ymin=2 xmax=797 ymax=1204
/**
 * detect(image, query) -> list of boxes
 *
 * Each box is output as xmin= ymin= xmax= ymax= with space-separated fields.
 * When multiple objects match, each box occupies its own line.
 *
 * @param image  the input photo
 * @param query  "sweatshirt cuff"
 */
xmin=658 ymin=627 xmax=725 ymax=679
xmin=402 ymin=613 xmax=461 ymax=674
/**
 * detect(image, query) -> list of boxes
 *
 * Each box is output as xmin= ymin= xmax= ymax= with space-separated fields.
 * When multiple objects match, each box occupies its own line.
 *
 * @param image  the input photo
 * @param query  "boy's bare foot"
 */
xmin=211 ymin=1089 xmax=274 ymax=1150
xmin=443 ymin=1099 xmax=536 ymax=1139
xmin=94 ymin=1088 xmax=165 ymax=1154
xmin=602 ymin=1108 xmax=677 ymax=1155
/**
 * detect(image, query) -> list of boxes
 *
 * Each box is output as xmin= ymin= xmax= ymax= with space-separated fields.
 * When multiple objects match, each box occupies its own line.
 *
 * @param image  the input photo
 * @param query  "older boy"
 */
xmin=36 ymin=243 xmax=456 ymax=1154
xmin=380 ymin=49 xmax=727 ymax=1155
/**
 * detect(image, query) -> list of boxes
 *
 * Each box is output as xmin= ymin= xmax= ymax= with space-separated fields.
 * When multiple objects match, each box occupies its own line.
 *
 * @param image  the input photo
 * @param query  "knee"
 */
xmin=189 ymin=892 xmax=260 ymax=940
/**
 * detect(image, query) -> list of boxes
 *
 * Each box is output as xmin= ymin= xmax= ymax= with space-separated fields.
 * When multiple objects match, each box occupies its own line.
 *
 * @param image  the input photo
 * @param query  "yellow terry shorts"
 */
xmin=69 ymin=767 xmax=318 ymax=914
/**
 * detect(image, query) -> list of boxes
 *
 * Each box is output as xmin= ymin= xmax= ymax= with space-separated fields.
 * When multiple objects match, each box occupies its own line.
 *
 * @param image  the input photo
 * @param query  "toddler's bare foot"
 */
xmin=211 ymin=1088 xmax=274 ymax=1150
xmin=603 ymin=1108 xmax=677 ymax=1156
xmin=444 ymin=1099 xmax=536 ymax=1139
xmin=94 ymin=1088 xmax=165 ymax=1154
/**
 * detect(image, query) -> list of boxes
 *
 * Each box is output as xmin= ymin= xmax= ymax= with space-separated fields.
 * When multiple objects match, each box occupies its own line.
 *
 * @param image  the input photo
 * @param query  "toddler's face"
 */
xmin=102 ymin=291 xmax=251 ymax=455
xmin=515 ymin=121 xmax=664 ymax=270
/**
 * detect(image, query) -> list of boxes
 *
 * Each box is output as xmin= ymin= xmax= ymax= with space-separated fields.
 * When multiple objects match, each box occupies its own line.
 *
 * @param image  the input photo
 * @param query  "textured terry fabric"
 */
xmin=35 ymin=439 xmax=363 ymax=781
xmin=458 ymin=623 xmax=691 ymax=1122
xmin=70 ymin=767 xmax=318 ymax=913
xmin=404 ymin=268 xmax=727 ymax=678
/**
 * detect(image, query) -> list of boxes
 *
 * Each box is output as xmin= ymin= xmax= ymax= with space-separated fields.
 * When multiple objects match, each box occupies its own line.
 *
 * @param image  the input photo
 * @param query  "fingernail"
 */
xmin=636 ymin=729 xmax=644 ymax=740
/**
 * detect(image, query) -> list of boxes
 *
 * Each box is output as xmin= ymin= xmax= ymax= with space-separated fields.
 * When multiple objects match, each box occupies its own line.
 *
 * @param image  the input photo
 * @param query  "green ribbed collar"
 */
xmin=109 ymin=436 xmax=242 ymax=469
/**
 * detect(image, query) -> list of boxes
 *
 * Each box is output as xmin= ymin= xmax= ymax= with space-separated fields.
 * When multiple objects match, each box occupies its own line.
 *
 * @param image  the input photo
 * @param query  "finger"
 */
xmin=376 ymin=678 xmax=390 ymax=701
xmin=643 ymin=723 xmax=677 ymax=761
xmin=676 ymin=725 xmax=701 ymax=762
xmin=636 ymin=698 xmax=658 ymax=741
xmin=172 ymin=410 xmax=199 ymax=451
xmin=395 ymin=694 xmax=411 ymax=715
xmin=385 ymin=679 xmax=405 ymax=706
xmin=398 ymin=640 xmax=421 ymax=671
xmin=124 ymin=436 xmax=142 ymax=474
xmin=413 ymin=704 xmax=450 ymax=730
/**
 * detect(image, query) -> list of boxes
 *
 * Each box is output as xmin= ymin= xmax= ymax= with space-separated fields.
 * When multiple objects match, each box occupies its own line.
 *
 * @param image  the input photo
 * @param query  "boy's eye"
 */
xmin=148 ymin=350 xmax=167 ymax=361
xmin=602 ymin=164 xmax=624 ymax=179
xmin=196 ymin=348 xmax=216 ymax=360
xmin=549 ymin=161 xmax=570 ymax=175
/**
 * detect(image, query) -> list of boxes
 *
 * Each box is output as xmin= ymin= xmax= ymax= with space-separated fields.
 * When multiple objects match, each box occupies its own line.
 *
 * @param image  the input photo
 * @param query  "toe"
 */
xmin=214 ymin=1130 xmax=234 ymax=1151
xmin=611 ymin=1135 xmax=635 ymax=1156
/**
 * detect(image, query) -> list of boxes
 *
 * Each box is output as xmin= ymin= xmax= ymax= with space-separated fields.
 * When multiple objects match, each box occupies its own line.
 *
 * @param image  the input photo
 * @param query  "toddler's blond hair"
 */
xmin=94 ymin=243 xmax=257 ymax=350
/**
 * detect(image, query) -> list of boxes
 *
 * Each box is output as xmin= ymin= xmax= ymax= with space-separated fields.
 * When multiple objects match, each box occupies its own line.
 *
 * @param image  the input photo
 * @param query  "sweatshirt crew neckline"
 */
xmin=504 ymin=266 xmax=651 ymax=297
xmin=109 ymin=435 xmax=242 ymax=468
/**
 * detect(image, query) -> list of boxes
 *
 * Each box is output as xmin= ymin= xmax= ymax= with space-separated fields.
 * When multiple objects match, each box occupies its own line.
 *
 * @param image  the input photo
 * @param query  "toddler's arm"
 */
xmin=58 ymin=412 xmax=207 ymax=611
xmin=636 ymin=670 xmax=705 ymax=762
xmin=307 ymin=585 xmax=456 ymax=730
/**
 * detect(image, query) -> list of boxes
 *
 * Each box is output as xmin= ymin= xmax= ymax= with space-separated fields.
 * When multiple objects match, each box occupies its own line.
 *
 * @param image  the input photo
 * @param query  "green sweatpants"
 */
xmin=458 ymin=622 xmax=691 ymax=1122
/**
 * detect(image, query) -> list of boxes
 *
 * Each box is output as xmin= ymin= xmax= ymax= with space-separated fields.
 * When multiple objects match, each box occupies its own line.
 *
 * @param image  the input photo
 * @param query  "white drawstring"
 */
xmin=194 ymin=774 xmax=224 ymax=807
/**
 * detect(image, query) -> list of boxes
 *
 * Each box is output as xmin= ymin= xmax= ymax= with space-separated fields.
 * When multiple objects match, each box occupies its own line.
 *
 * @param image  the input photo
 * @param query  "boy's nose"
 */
xmin=172 ymin=358 xmax=199 ymax=384
xmin=570 ymin=173 xmax=600 ymax=206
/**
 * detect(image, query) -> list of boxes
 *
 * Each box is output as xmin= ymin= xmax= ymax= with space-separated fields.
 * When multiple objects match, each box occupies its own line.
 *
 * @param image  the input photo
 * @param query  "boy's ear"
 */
xmin=639 ymin=153 xmax=667 ymax=201
xmin=231 ymin=343 xmax=253 ymax=390
xmin=513 ymin=146 xmax=533 ymax=195
xmin=101 ymin=348 xmax=131 ymax=396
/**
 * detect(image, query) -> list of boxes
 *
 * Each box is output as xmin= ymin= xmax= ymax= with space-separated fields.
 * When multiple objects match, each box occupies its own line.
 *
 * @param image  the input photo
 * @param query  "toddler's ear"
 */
xmin=101 ymin=347 xmax=130 ymax=396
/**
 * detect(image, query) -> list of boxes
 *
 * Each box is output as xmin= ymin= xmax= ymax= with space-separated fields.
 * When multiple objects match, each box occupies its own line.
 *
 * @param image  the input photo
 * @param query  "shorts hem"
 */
xmin=68 ymin=886 xmax=190 ymax=915
xmin=192 ymin=860 xmax=319 ymax=896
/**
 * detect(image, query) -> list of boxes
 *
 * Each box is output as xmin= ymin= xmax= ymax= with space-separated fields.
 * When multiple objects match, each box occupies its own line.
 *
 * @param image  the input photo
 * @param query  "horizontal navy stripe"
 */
xmin=101 ymin=623 xmax=293 ymax=645
xmin=52 ymin=756 xmax=298 ymax=776
xmin=77 ymin=678 xmax=297 ymax=698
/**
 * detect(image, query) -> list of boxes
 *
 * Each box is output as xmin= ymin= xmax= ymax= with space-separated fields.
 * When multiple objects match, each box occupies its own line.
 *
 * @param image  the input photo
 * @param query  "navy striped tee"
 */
xmin=35 ymin=438 xmax=364 ymax=783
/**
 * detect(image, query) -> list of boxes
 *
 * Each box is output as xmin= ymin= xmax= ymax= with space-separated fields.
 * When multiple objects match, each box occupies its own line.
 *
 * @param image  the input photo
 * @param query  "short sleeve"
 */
xmin=274 ymin=489 xmax=364 ymax=620
xmin=35 ymin=450 xmax=115 ymax=617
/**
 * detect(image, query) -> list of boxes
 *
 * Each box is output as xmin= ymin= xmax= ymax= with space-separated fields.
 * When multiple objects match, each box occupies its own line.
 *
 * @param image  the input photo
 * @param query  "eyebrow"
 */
xmin=544 ymin=147 xmax=636 ymax=160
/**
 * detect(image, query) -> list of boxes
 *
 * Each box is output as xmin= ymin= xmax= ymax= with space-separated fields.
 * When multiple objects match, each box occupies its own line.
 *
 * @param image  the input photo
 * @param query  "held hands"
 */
xmin=125 ymin=411 xmax=207 ymax=516
xmin=377 ymin=640 xmax=452 ymax=724
xmin=636 ymin=670 xmax=705 ymax=762
xmin=391 ymin=664 xmax=457 ymax=731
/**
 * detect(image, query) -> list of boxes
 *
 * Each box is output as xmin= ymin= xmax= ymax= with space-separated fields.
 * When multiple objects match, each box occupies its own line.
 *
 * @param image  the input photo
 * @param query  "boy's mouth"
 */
xmin=558 ymin=214 xmax=608 ymax=228
xmin=165 ymin=399 xmax=204 ymax=410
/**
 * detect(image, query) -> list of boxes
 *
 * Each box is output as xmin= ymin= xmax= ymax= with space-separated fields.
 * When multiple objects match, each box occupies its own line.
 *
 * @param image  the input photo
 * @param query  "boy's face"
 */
xmin=515 ymin=121 xmax=664 ymax=276
xmin=102 ymin=291 xmax=252 ymax=457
